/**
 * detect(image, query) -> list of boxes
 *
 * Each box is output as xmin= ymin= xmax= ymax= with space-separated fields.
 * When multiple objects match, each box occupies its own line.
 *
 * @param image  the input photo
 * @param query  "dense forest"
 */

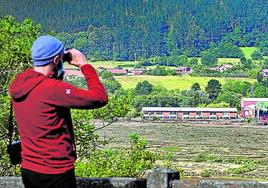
xmin=1 ymin=0 xmax=268 ymax=60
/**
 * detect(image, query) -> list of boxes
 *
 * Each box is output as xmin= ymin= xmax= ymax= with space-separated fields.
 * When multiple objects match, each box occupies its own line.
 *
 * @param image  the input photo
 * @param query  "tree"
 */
xmin=0 ymin=16 xmax=41 ymax=94
xmin=3 ymin=1 xmax=268 ymax=61
xmin=201 ymin=51 xmax=218 ymax=67
xmin=100 ymin=70 xmax=114 ymax=80
xmin=205 ymin=79 xmax=222 ymax=100
xmin=0 ymin=16 xmax=41 ymax=176
xmin=179 ymin=89 xmax=210 ymax=107
xmin=188 ymin=57 xmax=198 ymax=66
xmin=102 ymin=79 xmax=122 ymax=93
xmin=259 ymin=41 xmax=268 ymax=56
xmin=217 ymin=80 xmax=251 ymax=107
xmin=191 ymin=83 xmax=201 ymax=91
xmin=252 ymin=83 xmax=268 ymax=98
xmin=263 ymin=58 xmax=268 ymax=68
xmin=215 ymin=42 xmax=244 ymax=58
xmin=240 ymin=57 xmax=252 ymax=69
xmin=135 ymin=81 xmax=153 ymax=95
xmin=251 ymin=50 xmax=263 ymax=60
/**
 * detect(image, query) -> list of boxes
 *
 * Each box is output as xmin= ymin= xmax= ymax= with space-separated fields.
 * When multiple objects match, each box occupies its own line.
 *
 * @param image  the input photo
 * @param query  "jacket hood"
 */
xmin=9 ymin=69 xmax=46 ymax=100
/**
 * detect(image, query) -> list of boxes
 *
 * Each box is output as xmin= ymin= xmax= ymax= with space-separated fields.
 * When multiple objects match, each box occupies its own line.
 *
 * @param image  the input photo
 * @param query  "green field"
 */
xmin=115 ymin=75 xmax=255 ymax=90
xmin=90 ymin=61 xmax=137 ymax=68
xmin=65 ymin=47 xmax=259 ymax=70
xmin=90 ymin=58 xmax=242 ymax=69
xmin=240 ymin=47 xmax=258 ymax=59
xmin=65 ymin=60 xmax=137 ymax=69
xmin=217 ymin=58 xmax=241 ymax=65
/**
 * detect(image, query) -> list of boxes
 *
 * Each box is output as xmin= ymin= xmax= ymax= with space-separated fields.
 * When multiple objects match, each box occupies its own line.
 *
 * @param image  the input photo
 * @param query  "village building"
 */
xmin=128 ymin=68 xmax=146 ymax=75
xmin=176 ymin=67 xmax=192 ymax=75
xmin=262 ymin=69 xmax=268 ymax=77
xmin=142 ymin=107 xmax=237 ymax=120
xmin=241 ymin=98 xmax=268 ymax=123
xmin=106 ymin=68 xmax=128 ymax=75
xmin=210 ymin=64 xmax=233 ymax=72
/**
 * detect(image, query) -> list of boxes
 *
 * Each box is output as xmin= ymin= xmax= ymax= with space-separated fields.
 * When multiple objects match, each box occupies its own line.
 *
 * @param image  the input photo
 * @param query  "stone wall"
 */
xmin=1 ymin=168 xmax=268 ymax=188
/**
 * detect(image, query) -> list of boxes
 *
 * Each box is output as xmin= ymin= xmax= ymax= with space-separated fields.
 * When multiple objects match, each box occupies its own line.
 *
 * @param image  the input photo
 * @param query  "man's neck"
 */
xmin=34 ymin=64 xmax=53 ymax=76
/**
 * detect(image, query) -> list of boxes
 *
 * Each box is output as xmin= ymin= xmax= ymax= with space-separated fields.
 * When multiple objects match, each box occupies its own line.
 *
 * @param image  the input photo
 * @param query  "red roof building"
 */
xmin=107 ymin=68 xmax=128 ymax=75
xmin=65 ymin=68 xmax=84 ymax=78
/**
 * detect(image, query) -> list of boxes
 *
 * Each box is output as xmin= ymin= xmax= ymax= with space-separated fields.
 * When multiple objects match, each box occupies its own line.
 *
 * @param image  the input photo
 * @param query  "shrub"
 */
xmin=75 ymin=133 xmax=157 ymax=177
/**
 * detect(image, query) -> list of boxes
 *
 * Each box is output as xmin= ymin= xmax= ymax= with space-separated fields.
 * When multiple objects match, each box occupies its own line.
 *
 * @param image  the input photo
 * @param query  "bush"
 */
xmin=0 ymin=16 xmax=41 ymax=176
xmin=75 ymin=133 xmax=157 ymax=177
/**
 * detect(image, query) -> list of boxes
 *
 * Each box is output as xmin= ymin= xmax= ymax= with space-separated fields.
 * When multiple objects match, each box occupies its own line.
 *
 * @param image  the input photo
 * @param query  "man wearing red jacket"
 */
xmin=9 ymin=36 xmax=108 ymax=188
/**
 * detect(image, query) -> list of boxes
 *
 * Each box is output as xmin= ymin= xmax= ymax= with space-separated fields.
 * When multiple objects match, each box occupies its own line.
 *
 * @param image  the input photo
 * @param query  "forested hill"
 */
xmin=1 ymin=0 xmax=268 ymax=60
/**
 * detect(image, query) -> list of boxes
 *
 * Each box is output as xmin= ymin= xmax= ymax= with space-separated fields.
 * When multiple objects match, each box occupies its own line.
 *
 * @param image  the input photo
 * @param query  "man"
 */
xmin=9 ymin=35 xmax=108 ymax=188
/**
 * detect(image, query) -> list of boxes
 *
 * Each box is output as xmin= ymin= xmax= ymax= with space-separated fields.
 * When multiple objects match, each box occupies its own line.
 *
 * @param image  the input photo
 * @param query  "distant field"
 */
xmin=65 ymin=61 xmax=137 ymax=69
xmin=65 ymin=47 xmax=259 ymax=69
xmin=115 ymin=75 xmax=255 ymax=90
xmin=90 ymin=61 xmax=137 ymax=68
xmin=240 ymin=47 xmax=258 ymax=59
xmin=197 ymin=58 xmax=241 ymax=65
xmin=91 ymin=59 xmax=242 ymax=68
xmin=217 ymin=58 xmax=240 ymax=65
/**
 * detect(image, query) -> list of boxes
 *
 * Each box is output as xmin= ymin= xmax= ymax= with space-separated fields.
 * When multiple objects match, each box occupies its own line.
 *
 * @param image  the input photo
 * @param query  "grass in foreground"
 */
xmin=96 ymin=122 xmax=268 ymax=180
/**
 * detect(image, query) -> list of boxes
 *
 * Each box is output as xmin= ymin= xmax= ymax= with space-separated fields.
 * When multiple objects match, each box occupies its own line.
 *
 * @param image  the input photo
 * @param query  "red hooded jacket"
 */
xmin=9 ymin=64 xmax=108 ymax=174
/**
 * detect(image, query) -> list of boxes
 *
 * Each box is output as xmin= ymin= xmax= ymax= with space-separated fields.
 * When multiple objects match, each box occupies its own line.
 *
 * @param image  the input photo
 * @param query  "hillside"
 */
xmin=1 ymin=0 xmax=268 ymax=60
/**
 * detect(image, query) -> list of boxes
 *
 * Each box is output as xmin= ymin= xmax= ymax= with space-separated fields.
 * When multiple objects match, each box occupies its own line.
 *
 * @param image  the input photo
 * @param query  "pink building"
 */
xmin=107 ymin=68 xmax=128 ymax=75
xmin=241 ymin=98 xmax=268 ymax=122
xmin=65 ymin=68 xmax=84 ymax=78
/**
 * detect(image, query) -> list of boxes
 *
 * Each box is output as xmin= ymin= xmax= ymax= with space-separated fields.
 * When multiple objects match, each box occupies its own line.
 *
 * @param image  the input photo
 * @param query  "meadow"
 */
xmin=240 ymin=47 xmax=258 ymax=59
xmin=114 ymin=75 xmax=255 ymax=90
xmin=96 ymin=121 xmax=268 ymax=180
xmin=65 ymin=47 xmax=257 ymax=90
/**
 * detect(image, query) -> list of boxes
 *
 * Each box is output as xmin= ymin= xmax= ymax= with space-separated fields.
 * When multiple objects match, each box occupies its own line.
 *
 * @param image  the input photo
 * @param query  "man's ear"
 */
xmin=53 ymin=55 xmax=61 ymax=65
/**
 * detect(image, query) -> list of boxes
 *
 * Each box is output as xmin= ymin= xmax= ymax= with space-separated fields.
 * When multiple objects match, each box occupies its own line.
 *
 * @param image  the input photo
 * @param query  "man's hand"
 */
xmin=66 ymin=49 xmax=88 ymax=67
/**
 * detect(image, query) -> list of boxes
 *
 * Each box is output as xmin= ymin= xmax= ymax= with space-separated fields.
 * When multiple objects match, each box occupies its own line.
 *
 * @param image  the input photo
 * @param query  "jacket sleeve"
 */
xmin=45 ymin=64 xmax=108 ymax=109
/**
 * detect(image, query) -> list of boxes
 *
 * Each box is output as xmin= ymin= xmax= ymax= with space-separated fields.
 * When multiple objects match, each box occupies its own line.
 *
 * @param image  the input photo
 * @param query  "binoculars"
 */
xmin=63 ymin=52 xmax=72 ymax=62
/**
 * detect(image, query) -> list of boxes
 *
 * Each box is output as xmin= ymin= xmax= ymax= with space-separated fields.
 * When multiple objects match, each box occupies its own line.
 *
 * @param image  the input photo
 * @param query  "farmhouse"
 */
xmin=128 ymin=68 xmax=146 ymax=75
xmin=241 ymin=98 xmax=268 ymax=123
xmin=210 ymin=64 xmax=233 ymax=72
xmin=107 ymin=68 xmax=128 ymax=75
xmin=142 ymin=107 xmax=237 ymax=120
xmin=262 ymin=69 xmax=268 ymax=77
xmin=176 ymin=67 xmax=192 ymax=75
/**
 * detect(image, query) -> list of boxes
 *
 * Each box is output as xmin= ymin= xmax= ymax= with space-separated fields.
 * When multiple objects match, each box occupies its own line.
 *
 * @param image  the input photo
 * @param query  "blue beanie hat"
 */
xmin=31 ymin=36 xmax=64 ymax=66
